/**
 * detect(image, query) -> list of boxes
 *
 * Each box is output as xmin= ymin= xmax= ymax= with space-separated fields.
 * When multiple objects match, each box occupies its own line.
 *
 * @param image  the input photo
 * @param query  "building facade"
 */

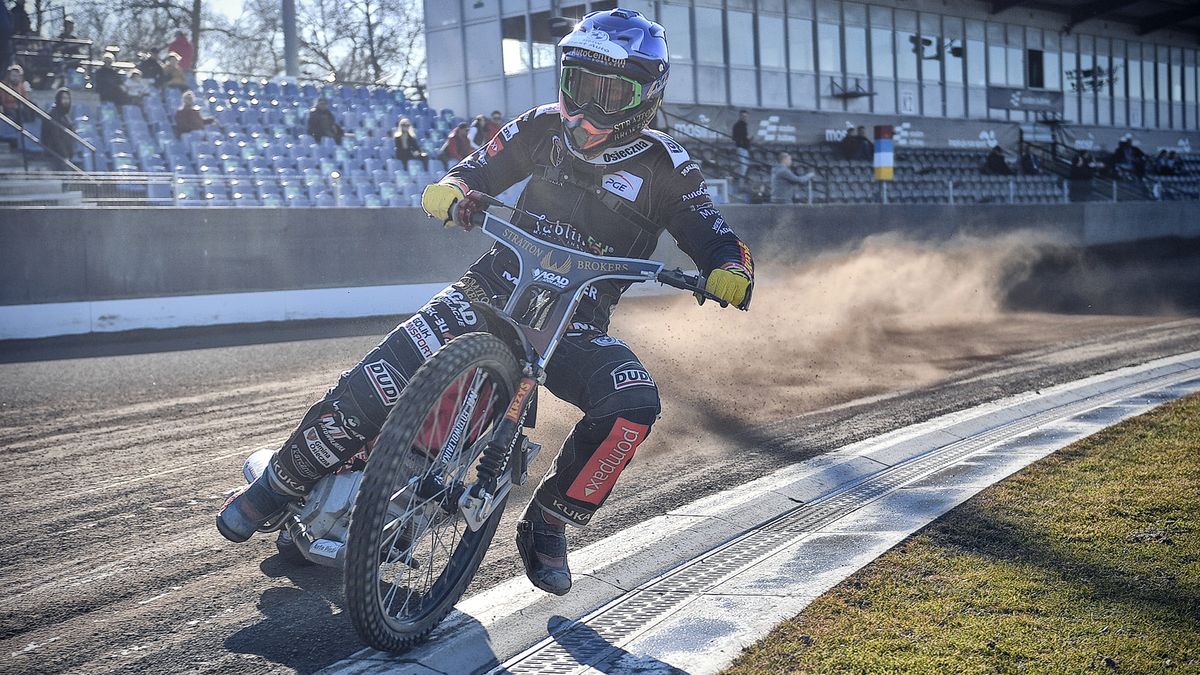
xmin=424 ymin=0 xmax=1200 ymax=144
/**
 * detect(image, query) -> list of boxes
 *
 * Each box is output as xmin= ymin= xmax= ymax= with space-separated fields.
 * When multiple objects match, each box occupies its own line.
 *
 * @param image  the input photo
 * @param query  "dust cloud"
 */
xmin=528 ymin=231 xmax=1134 ymax=457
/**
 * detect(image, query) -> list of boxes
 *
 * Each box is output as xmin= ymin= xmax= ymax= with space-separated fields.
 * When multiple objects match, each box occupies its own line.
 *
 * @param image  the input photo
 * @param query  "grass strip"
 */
xmin=726 ymin=393 xmax=1200 ymax=674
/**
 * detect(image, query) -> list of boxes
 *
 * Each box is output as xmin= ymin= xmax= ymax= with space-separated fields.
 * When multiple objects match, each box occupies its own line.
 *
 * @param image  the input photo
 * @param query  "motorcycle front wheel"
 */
xmin=344 ymin=332 xmax=521 ymax=653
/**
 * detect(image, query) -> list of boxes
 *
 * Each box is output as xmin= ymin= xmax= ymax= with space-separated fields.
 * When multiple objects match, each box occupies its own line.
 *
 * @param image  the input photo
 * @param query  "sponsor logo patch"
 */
xmin=601 ymin=171 xmax=644 ymax=202
xmin=565 ymin=419 xmax=649 ymax=505
xmin=288 ymin=445 xmax=322 ymax=480
xmin=643 ymin=129 xmax=690 ymax=167
xmin=303 ymin=427 xmax=341 ymax=468
xmin=500 ymin=120 xmax=519 ymax=141
xmin=611 ymin=361 xmax=655 ymax=390
xmin=318 ymin=414 xmax=349 ymax=440
xmin=600 ymin=139 xmax=652 ymax=164
xmin=365 ymin=359 xmax=406 ymax=406
xmin=404 ymin=315 xmax=443 ymax=359
xmin=550 ymin=497 xmax=593 ymax=525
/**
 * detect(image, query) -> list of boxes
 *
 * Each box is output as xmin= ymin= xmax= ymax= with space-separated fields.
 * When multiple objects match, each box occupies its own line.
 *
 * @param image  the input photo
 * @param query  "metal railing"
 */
xmin=0 ymin=80 xmax=97 ymax=174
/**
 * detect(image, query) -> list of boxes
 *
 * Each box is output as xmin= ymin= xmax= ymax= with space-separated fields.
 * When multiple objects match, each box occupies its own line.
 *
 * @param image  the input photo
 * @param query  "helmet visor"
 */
xmin=560 ymin=65 xmax=642 ymax=115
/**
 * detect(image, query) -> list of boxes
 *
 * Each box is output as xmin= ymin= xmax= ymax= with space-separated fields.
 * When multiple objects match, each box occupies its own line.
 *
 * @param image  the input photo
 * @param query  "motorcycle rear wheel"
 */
xmin=345 ymin=332 xmax=521 ymax=653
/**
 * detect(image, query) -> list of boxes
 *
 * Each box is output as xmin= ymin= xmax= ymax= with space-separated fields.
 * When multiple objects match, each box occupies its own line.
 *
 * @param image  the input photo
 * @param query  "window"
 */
xmin=1027 ymin=49 xmax=1044 ymax=88
xmin=897 ymin=30 xmax=917 ymax=79
xmin=967 ymin=38 xmax=985 ymax=86
xmin=919 ymin=14 xmax=940 ymax=83
xmin=502 ymin=16 xmax=530 ymax=75
xmin=1128 ymin=47 xmax=1142 ymax=101
xmin=818 ymin=21 xmax=840 ymax=73
xmin=845 ymin=25 xmax=867 ymax=75
xmin=989 ymin=44 xmax=1006 ymax=85
xmin=788 ymin=18 xmax=814 ymax=72
xmin=661 ymin=5 xmax=692 ymax=62
xmin=695 ymin=7 xmax=725 ymax=65
xmin=729 ymin=11 xmax=755 ymax=66
xmin=872 ymin=27 xmax=893 ymax=79
xmin=759 ymin=15 xmax=786 ymax=69
xmin=943 ymin=17 xmax=964 ymax=85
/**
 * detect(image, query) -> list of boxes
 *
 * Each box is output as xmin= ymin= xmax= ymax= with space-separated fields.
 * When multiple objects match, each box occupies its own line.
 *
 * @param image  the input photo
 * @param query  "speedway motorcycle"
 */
xmin=239 ymin=192 xmax=734 ymax=651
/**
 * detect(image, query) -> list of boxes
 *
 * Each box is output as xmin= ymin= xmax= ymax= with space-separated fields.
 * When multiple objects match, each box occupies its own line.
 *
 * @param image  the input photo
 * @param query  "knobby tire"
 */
xmin=344 ymin=332 xmax=521 ymax=653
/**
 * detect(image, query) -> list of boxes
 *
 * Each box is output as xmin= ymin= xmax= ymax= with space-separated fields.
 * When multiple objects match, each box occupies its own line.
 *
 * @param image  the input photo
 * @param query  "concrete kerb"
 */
xmin=319 ymin=349 xmax=1200 ymax=675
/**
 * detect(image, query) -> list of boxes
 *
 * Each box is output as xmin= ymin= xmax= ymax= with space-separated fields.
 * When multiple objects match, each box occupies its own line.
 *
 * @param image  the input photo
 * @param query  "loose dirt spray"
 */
xmin=529 ymin=231 xmax=1097 ymax=458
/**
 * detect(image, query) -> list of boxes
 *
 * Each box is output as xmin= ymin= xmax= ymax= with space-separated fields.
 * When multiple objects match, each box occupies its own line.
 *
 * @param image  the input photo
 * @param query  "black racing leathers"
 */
xmin=268 ymin=103 xmax=754 ymax=526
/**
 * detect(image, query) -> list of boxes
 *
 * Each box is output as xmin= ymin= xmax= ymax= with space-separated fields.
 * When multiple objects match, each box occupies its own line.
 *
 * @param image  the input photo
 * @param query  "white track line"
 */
xmin=318 ymin=350 xmax=1200 ymax=675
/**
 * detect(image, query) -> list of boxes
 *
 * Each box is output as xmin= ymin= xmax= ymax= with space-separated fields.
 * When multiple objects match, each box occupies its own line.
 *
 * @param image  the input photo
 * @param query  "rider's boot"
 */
xmin=515 ymin=505 xmax=572 ymax=596
xmin=216 ymin=461 xmax=303 ymax=543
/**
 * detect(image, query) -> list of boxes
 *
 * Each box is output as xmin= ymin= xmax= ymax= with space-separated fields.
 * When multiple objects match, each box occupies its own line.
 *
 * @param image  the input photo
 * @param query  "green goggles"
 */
xmin=559 ymin=66 xmax=643 ymax=114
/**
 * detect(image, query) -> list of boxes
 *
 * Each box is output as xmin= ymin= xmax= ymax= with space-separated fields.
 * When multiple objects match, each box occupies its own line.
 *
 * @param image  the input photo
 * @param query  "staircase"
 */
xmin=0 ymin=142 xmax=84 ymax=206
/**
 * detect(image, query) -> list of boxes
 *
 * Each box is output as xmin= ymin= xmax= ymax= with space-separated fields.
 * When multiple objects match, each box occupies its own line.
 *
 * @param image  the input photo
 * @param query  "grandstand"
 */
xmin=1 ymin=70 xmax=1198 ymax=208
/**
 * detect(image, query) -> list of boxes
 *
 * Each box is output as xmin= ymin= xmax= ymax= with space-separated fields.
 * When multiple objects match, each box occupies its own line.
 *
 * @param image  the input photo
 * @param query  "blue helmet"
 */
xmin=557 ymin=8 xmax=669 ymax=159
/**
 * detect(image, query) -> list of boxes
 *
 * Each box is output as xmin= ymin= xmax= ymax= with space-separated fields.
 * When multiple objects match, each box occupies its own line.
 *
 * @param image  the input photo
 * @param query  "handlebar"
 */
xmin=463 ymin=190 xmax=734 ymax=309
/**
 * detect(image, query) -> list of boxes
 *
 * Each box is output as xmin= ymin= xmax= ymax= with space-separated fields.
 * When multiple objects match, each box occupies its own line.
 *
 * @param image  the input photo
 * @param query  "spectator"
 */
xmin=95 ymin=53 xmax=131 ymax=105
xmin=732 ymin=109 xmax=750 ymax=181
xmin=770 ymin=152 xmax=815 ymax=204
xmin=983 ymin=145 xmax=1014 ymax=176
xmin=439 ymin=122 xmax=472 ymax=163
xmin=1166 ymin=151 xmax=1182 ymax=176
xmin=307 ymin=98 xmax=344 ymax=145
xmin=854 ymin=126 xmax=873 ymax=160
xmin=467 ymin=114 xmax=490 ymax=148
xmin=136 ymin=51 xmax=163 ymax=87
xmin=41 ymin=87 xmax=74 ymax=170
xmin=160 ymin=52 xmax=188 ymax=90
xmin=58 ymin=16 xmax=77 ymax=40
xmin=1069 ymin=150 xmax=1097 ymax=202
xmin=165 ymin=30 xmax=193 ymax=71
xmin=0 ymin=63 xmax=29 ymax=119
xmin=484 ymin=110 xmax=503 ymax=141
xmin=1019 ymin=147 xmax=1041 ymax=175
xmin=10 ymin=0 xmax=30 ymax=36
xmin=394 ymin=117 xmax=427 ymax=166
xmin=1110 ymin=137 xmax=1146 ymax=178
xmin=837 ymin=124 xmax=858 ymax=160
xmin=174 ymin=89 xmax=214 ymax=136
xmin=124 ymin=68 xmax=148 ymax=102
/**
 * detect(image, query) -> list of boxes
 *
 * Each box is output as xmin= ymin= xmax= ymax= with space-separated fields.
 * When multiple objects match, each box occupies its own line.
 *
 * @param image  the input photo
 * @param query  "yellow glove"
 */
xmin=420 ymin=179 xmax=468 ymax=227
xmin=705 ymin=265 xmax=752 ymax=308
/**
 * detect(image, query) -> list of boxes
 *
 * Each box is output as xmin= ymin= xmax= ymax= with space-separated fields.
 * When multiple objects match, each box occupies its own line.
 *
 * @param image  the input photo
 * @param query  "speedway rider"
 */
xmin=217 ymin=8 xmax=754 ymax=596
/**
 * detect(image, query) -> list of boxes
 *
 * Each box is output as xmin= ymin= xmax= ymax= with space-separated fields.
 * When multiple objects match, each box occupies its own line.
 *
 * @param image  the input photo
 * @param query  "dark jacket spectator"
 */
xmin=161 ymin=52 xmax=187 ymax=90
xmin=137 ymin=52 xmax=164 ymax=87
xmin=95 ymin=54 xmax=130 ymax=105
xmin=10 ymin=0 xmax=30 ymax=36
xmin=440 ymin=123 xmax=472 ymax=163
xmin=1111 ymin=138 xmax=1146 ymax=178
xmin=1019 ymin=148 xmax=1041 ymax=175
xmin=770 ymin=152 xmax=814 ymax=204
xmin=732 ymin=109 xmax=751 ymax=180
xmin=41 ymin=87 xmax=75 ymax=170
xmin=983 ymin=145 xmax=1013 ymax=176
xmin=166 ymin=30 xmax=194 ymax=71
xmin=732 ymin=112 xmax=750 ymax=150
xmin=393 ymin=117 xmax=426 ymax=166
xmin=0 ymin=4 xmax=12 ymax=75
xmin=1069 ymin=151 xmax=1098 ymax=202
xmin=174 ymin=90 xmax=214 ymax=136
xmin=306 ymin=98 xmax=344 ymax=145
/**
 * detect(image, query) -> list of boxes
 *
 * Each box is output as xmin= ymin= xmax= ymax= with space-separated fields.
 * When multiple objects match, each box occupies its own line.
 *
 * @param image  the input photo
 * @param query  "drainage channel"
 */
xmin=497 ymin=368 xmax=1200 ymax=674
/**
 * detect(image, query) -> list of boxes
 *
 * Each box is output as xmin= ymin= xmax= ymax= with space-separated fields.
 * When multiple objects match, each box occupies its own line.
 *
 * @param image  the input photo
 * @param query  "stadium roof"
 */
xmin=990 ymin=0 xmax=1200 ymax=41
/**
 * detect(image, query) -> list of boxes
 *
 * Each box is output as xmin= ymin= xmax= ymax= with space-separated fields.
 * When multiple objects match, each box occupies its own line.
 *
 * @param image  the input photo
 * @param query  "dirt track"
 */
xmin=2 ymin=241 xmax=1200 ymax=675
